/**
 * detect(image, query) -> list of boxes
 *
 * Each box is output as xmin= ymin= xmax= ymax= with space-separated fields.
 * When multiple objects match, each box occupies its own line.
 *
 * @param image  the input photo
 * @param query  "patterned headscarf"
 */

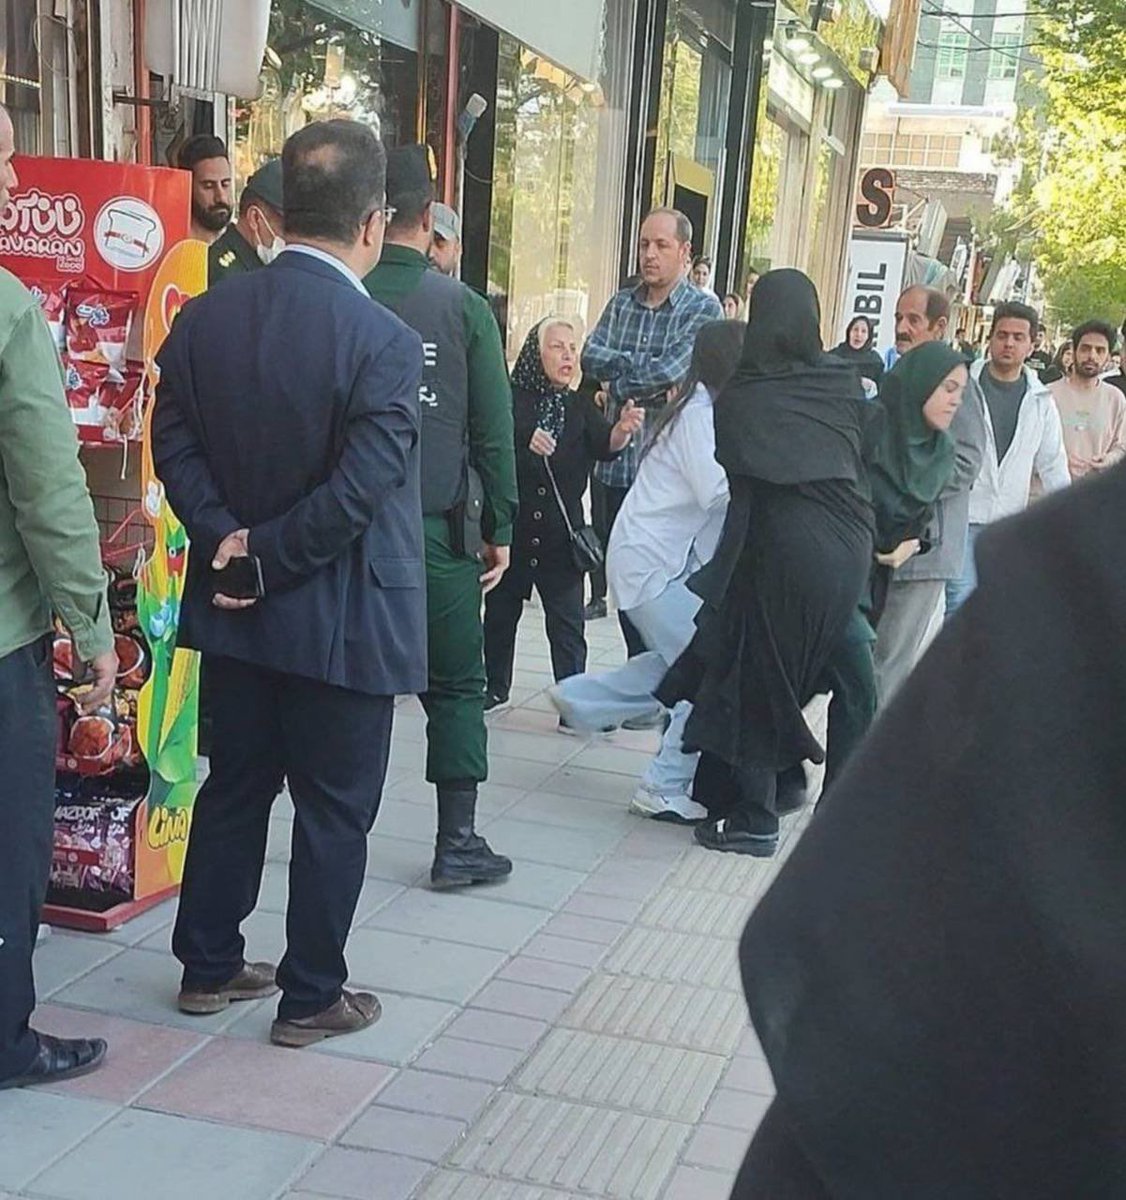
xmin=511 ymin=319 xmax=576 ymax=441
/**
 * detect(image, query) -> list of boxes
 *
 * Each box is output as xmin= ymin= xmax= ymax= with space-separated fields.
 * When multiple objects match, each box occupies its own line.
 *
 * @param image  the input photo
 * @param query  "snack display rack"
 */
xmin=1 ymin=157 xmax=208 ymax=931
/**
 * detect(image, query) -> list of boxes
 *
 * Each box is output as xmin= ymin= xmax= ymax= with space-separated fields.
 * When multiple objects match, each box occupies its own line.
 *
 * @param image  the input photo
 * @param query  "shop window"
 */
xmin=988 ymin=32 xmax=1021 ymax=80
xmin=935 ymin=30 xmax=969 ymax=80
xmin=232 ymin=0 xmax=422 ymax=185
xmin=1 ymin=0 xmax=42 ymax=154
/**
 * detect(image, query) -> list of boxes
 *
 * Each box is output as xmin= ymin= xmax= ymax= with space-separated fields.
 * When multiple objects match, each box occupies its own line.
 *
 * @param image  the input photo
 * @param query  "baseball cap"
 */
xmin=244 ymin=158 xmax=284 ymax=213
xmin=432 ymin=202 xmax=462 ymax=243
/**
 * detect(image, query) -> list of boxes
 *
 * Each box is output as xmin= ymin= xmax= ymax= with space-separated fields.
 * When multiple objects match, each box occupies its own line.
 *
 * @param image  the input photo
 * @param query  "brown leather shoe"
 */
xmin=178 ymin=961 xmax=279 ymax=1015
xmin=270 ymin=990 xmax=382 ymax=1048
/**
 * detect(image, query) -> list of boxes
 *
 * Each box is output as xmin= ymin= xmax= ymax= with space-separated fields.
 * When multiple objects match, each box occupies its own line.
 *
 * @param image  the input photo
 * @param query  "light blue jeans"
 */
xmin=553 ymin=577 xmax=701 ymax=796
xmin=945 ymin=523 xmax=983 ymax=617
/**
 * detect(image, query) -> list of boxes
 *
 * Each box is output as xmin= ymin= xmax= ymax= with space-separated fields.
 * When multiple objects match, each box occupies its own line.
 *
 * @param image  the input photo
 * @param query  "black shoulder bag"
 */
xmin=542 ymin=458 xmax=604 ymax=575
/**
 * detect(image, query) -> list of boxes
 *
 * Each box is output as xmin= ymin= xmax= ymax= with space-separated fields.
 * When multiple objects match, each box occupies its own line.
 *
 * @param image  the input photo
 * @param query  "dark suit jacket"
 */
xmin=152 ymin=250 xmax=427 ymax=697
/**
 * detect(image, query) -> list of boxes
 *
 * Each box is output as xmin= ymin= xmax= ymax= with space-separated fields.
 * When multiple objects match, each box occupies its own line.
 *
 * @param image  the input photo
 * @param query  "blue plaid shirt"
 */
xmin=583 ymin=279 xmax=723 ymax=487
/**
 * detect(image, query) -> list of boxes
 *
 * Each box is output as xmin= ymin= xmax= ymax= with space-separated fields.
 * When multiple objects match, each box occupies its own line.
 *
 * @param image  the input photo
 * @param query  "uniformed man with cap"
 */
xmin=208 ymin=158 xmax=285 ymax=286
xmin=365 ymin=146 xmax=518 ymax=890
xmin=429 ymin=202 xmax=462 ymax=278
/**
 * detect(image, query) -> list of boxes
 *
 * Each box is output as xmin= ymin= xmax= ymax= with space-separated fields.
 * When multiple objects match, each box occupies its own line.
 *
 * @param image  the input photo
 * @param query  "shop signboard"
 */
xmin=840 ymin=231 xmax=909 ymax=354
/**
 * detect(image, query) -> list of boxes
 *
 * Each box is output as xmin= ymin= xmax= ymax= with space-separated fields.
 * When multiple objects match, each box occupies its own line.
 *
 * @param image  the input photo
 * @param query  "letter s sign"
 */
xmin=856 ymin=168 xmax=896 ymax=229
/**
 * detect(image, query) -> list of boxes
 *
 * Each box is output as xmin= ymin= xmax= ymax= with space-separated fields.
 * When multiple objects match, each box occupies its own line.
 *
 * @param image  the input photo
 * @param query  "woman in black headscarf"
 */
xmin=483 ymin=318 xmax=643 ymax=716
xmin=658 ymin=269 xmax=874 ymax=855
xmin=831 ymin=315 xmax=884 ymax=390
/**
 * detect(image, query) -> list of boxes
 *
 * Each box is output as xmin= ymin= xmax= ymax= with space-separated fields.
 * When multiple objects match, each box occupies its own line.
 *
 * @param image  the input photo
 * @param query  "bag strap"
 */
xmin=542 ymin=458 xmax=577 ymax=539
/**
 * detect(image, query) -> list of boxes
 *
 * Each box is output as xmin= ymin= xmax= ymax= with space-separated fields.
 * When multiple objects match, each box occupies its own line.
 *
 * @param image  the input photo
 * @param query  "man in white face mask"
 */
xmin=208 ymin=158 xmax=285 ymax=285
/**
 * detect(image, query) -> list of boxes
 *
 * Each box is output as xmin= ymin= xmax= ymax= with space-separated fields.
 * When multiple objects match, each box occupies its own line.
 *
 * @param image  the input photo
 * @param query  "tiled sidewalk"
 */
xmin=4 ymin=614 xmax=812 ymax=1200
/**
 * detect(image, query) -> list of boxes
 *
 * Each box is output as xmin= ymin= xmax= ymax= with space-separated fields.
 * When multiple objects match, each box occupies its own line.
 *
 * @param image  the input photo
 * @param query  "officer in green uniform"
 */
xmin=365 ymin=146 xmax=518 ymax=890
xmin=207 ymin=158 xmax=285 ymax=286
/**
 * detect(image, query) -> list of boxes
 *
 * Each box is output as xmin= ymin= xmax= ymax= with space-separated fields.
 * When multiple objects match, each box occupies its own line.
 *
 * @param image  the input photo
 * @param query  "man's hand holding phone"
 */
xmin=212 ymin=529 xmax=264 ymax=610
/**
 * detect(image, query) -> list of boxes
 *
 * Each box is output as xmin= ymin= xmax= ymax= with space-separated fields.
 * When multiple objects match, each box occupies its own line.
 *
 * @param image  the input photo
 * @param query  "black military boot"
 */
xmin=431 ymin=784 xmax=513 ymax=889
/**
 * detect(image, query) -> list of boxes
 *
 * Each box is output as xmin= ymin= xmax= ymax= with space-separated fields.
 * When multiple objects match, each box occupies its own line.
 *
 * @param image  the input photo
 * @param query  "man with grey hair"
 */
xmin=0 ymin=101 xmax=117 ymax=1088
xmin=429 ymin=202 xmax=462 ymax=277
xmin=581 ymin=208 xmax=722 ymax=644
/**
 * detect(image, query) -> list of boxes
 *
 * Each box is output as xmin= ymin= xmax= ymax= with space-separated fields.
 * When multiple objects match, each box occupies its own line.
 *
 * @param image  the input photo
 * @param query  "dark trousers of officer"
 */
xmin=589 ymin=479 xmax=646 ymax=657
xmin=0 ymin=637 xmax=56 ymax=1081
xmin=421 ymin=516 xmax=489 ymax=786
xmin=483 ymin=571 xmax=586 ymax=698
xmin=172 ymin=655 xmax=393 ymax=1021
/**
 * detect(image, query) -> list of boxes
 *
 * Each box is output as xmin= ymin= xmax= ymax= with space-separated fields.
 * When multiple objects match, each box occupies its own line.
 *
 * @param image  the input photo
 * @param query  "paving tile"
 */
xmin=723 ymin=1053 xmax=775 ymax=1094
xmin=470 ymin=980 xmax=572 ymax=1022
xmin=521 ymin=933 xmax=607 ymax=969
xmin=559 ymin=974 xmax=748 ymax=1054
xmin=338 ymin=929 xmax=506 ymax=1005
xmin=613 ymin=823 xmax=691 ymax=863
xmin=137 ymin=1036 xmax=392 ymax=1139
xmin=515 ymin=1029 xmax=724 ymax=1121
xmin=32 ymin=1004 xmax=206 ymax=1103
xmin=362 ymin=889 xmax=549 ymax=953
xmin=414 ymin=1035 xmax=527 ymax=1083
xmin=583 ymin=857 xmax=672 ymax=901
xmin=489 ymin=729 xmax=578 ymax=765
xmin=540 ymin=911 xmax=627 ymax=946
xmin=340 ymin=1105 xmax=466 ymax=1161
xmin=566 ymin=742 xmax=657 ymax=778
xmin=638 ymin=887 xmax=755 ymax=938
xmin=449 ymin=1092 xmax=688 ymax=1199
xmin=225 ymin=990 xmax=457 ymax=1067
xmin=537 ymin=766 xmax=636 ymax=805
xmin=479 ymin=818 xmax=609 ymax=872
xmin=662 ymin=1164 xmax=738 ymax=1200
xmin=101 ymin=897 xmax=178 ymax=947
xmin=500 ymin=792 xmax=633 ymax=834
xmin=668 ymin=847 xmax=777 ymax=897
xmin=365 ymin=834 xmax=432 ymax=886
xmin=601 ymin=929 xmax=742 ymax=991
xmin=683 ymin=1123 xmax=754 ymax=1173
xmin=138 ymin=906 xmax=288 ymax=963
xmin=496 ymin=956 xmax=591 ymax=994
xmin=295 ymin=1146 xmax=430 ymax=1200
xmin=736 ymin=1024 xmax=766 ymax=1059
xmin=562 ymin=891 xmax=644 ymax=924
xmin=375 ymin=797 xmax=444 ymax=844
xmin=443 ymin=1009 xmax=547 ymax=1051
xmin=480 ymin=862 xmax=586 ymax=911
xmin=31 ymin=933 xmax=124 ymax=1000
xmin=702 ymin=1086 xmax=772 ymax=1132
xmin=376 ymin=1068 xmax=494 ymax=1121
xmin=50 ymin=948 xmax=266 ymax=1033
xmin=257 ymin=861 xmax=403 ymax=923
xmin=0 ymin=1092 xmax=116 ymax=1191
xmin=415 ymin=1173 xmax=580 ymax=1199
xmin=29 ymin=1108 xmax=317 ymax=1200
xmin=484 ymin=755 xmax=566 ymax=792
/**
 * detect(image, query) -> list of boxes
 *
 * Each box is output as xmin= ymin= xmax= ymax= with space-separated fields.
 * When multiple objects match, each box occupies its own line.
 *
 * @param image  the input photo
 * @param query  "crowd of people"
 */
xmin=3 ymin=100 xmax=1125 ymax=1155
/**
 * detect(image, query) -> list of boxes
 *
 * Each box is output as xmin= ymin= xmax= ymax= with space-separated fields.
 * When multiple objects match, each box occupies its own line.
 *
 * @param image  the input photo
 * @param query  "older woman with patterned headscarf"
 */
xmin=483 ymin=318 xmax=643 ymax=725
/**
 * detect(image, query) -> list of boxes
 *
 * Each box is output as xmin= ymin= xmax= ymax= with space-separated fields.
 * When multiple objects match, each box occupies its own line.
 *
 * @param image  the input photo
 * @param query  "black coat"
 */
xmin=734 ymin=462 xmax=1126 ymax=1198
xmin=152 ymin=252 xmax=428 ymax=697
xmin=508 ymin=385 xmax=617 ymax=597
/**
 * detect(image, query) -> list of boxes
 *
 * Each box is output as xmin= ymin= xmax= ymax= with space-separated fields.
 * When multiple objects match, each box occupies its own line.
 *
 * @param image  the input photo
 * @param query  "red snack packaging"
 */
xmin=66 ymin=287 xmax=136 ymax=369
xmin=27 ymin=281 xmax=66 ymax=353
xmin=63 ymin=360 xmax=142 ymax=444
xmin=101 ymin=365 xmax=144 ymax=443
xmin=114 ymin=632 xmax=150 ymax=690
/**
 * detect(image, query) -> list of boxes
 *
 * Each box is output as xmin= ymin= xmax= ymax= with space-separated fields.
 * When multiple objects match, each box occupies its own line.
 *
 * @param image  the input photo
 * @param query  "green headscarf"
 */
xmin=867 ymin=341 xmax=966 ymax=552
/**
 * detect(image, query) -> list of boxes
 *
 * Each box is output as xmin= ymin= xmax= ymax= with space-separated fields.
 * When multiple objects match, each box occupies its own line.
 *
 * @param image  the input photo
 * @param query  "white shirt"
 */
xmin=969 ymin=360 xmax=1070 ymax=524
xmin=280 ymin=244 xmax=369 ymax=295
xmin=607 ymin=383 xmax=729 ymax=611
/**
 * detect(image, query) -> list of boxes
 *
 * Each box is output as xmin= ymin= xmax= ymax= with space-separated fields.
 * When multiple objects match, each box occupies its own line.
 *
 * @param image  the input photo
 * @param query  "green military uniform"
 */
xmin=365 ymin=245 xmax=517 ymax=786
xmin=207 ymin=224 xmax=260 ymax=285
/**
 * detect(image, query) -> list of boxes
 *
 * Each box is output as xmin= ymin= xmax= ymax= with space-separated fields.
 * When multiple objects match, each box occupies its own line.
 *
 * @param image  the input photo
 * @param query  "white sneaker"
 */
xmin=630 ymin=786 xmax=708 ymax=824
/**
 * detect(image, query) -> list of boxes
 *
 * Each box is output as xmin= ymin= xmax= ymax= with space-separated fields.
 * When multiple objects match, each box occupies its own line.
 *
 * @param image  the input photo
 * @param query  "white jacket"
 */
xmin=969 ymin=361 xmax=1070 ymax=524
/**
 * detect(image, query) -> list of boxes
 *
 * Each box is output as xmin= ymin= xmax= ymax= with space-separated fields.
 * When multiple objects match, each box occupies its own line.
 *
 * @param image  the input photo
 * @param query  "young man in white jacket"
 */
xmin=946 ymin=301 xmax=1071 ymax=612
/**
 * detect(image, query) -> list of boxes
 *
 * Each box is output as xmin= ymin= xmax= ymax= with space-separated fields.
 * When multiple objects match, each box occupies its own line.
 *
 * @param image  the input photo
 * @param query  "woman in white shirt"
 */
xmin=551 ymin=320 xmax=744 ymax=822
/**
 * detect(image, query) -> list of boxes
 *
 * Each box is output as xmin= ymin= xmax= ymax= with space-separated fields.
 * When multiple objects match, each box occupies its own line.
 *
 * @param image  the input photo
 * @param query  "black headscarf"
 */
xmin=715 ymin=269 xmax=868 ymax=488
xmin=511 ymin=319 xmax=570 ymax=441
xmin=831 ymin=316 xmax=885 ymax=386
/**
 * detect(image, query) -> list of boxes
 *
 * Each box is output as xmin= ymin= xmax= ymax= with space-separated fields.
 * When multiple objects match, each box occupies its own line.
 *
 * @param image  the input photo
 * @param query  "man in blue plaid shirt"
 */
xmin=581 ymin=208 xmax=723 ymax=642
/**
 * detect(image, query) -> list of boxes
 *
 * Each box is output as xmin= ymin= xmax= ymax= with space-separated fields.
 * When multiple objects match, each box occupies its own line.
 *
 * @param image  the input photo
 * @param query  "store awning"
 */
xmin=146 ymin=0 xmax=271 ymax=99
xmin=460 ymin=0 xmax=607 ymax=81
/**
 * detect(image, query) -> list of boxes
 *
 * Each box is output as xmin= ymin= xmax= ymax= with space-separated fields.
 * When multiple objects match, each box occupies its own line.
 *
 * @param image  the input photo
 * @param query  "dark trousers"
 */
xmin=172 ymin=655 xmax=394 ymax=1021
xmin=589 ymin=479 xmax=646 ymax=658
xmin=694 ymin=751 xmax=779 ymax=836
xmin=484 ymin=569 xmax=587 ymax=697
xmin=822 ymin=635 xmax=877 ymax=793
xmin=0 ymin=636 xmax=56 ymax=1081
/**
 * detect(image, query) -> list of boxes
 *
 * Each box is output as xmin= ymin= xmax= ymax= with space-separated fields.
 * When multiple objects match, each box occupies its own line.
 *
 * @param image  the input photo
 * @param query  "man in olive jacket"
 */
xmin=0 ymin=103 xmax=117 ymax=1089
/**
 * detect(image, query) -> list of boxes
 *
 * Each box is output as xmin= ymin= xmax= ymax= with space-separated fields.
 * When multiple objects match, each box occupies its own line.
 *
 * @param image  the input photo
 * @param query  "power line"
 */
xmin=921 ymin=3 xmax=1042 ymax=64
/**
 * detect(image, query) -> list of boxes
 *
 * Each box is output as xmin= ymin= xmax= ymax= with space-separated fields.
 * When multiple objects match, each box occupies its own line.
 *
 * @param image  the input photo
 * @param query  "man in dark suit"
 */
xmin=152 ymin=120 xmax=426 ymax=1048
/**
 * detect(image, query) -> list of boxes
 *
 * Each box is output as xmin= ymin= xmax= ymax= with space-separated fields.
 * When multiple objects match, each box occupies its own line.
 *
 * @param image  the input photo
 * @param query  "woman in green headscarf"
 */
xmin=866 ymin=340 xmax=969 ymax=623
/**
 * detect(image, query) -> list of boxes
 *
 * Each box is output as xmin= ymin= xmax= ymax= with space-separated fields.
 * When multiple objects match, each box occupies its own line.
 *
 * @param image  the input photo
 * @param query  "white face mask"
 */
xmin=254 ymin=211 xmax=285 ymax=265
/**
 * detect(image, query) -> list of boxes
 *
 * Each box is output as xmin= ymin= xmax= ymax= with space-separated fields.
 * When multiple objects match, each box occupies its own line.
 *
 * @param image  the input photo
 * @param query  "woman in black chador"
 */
xmin=659 ymin=269 xmax=874 ymax=855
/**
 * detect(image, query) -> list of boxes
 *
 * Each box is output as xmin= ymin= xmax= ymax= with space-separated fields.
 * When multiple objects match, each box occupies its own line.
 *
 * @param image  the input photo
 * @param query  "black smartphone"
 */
xmin=212 ymin=555 xmax=265 ymax=600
